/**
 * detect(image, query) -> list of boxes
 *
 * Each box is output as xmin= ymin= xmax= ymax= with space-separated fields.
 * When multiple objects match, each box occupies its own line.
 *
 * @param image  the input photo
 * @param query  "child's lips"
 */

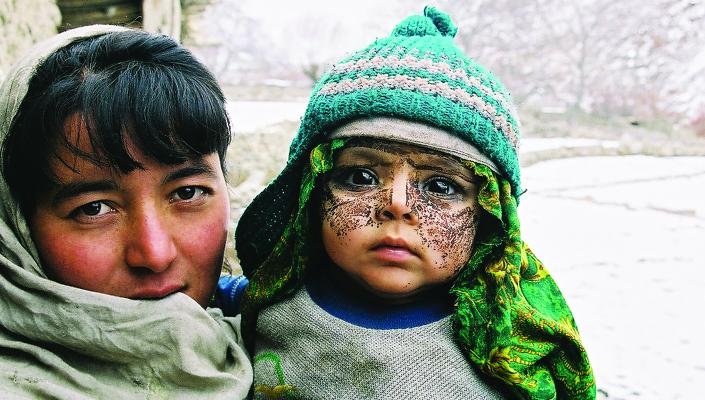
xmin=372 ymin=237 xmax=417 ymax=262
xmin=373 ymin=246 xmax=415 ymax=263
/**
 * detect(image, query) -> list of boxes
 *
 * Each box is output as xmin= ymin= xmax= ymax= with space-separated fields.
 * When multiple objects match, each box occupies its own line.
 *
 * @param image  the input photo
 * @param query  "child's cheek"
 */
xmin=412 ymin=185 xmax=479 ymax=273
xmin=321 ymin=185 xmax=388 ymax=239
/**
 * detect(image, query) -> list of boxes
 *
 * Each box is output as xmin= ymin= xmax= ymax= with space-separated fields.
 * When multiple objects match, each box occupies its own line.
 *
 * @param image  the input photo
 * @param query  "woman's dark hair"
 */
xmin=2 ymin=30 xmax=231 ymax=215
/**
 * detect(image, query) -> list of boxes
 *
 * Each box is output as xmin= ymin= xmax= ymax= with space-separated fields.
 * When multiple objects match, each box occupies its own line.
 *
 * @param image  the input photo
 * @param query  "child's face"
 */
xmin=321 ymin=140 xmax=480 ymax=301
xmin=28 ymin=115 xmax=229 ymax=307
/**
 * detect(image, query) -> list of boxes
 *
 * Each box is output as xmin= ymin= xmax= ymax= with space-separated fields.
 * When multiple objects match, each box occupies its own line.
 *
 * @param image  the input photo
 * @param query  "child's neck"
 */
xmin=305 ymin=263 xmax=454 ymax=329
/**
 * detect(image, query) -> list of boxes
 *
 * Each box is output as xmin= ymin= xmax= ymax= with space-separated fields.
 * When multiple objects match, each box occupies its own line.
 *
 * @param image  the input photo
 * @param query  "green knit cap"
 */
xmin=298 ymin=6 xmax=519 ymax=188
xmin=236 ymin=6 xmax=522 ymax=270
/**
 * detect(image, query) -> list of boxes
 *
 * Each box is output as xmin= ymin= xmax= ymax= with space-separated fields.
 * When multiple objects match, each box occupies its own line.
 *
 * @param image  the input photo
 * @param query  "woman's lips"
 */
xmin=130 ymin=283 xmax=184 ymax=300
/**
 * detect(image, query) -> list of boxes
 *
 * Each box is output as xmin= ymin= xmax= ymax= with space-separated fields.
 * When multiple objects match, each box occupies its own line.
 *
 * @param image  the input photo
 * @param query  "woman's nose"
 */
xmin=377 ymin=169 xmax=418 ymax=224
xmin=124 ymin=209 xmax=177 ymax=272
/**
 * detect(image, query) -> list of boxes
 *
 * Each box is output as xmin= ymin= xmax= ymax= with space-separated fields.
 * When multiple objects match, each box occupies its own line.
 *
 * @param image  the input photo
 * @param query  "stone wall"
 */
xmin=180 ymin=0 xmax=217 ymax=47
xmin=0 ymin=0 xmax=216 ymax=80
xmin=143 ymin=0 xmax=181 ymax=40
xmin=0 ymin=0 xmax=61 ymax=81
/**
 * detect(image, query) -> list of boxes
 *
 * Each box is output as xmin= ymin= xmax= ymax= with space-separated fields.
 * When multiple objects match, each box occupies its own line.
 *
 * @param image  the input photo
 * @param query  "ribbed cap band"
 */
xmin=329 ymin=117 xmax=500 ymax=174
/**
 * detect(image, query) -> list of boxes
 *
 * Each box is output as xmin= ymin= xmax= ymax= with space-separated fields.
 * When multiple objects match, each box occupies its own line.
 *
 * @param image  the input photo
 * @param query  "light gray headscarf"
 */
xmin=0 ymin=25 xmax=252 ymax=399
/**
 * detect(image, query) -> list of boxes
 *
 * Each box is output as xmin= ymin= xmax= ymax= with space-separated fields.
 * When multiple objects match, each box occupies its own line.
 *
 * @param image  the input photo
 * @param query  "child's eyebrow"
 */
xmin=52 ymin=180 xmax=119 ymax=206
xmin=413 ymin=163 xmax=477 ymax=183
xmin=334 ymin=160 xmax=393 ymax=169
xmin=162 ymin=161 xmax=217 ymax=185
xmin=335 ymin=147 xmax=396 ymax=166
xmin=409 ymin=157 xmax=477 ymax=183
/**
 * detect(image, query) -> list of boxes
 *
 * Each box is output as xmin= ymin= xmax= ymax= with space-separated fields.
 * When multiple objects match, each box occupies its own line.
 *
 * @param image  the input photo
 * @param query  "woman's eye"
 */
xmin=344 ymin=168 xmax=378 ymax=186
xmin=74 ymin=201 xmax=113 ymax=218
xmin=424 ymin=178 xmax=461 ymax=196
xmin=171 ymin=186 xmax=207 ymax=201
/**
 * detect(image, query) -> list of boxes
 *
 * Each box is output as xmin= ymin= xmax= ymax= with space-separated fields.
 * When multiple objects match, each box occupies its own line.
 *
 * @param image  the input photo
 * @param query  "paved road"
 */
xmin=519 ymin=156 xmax=705 ymax=400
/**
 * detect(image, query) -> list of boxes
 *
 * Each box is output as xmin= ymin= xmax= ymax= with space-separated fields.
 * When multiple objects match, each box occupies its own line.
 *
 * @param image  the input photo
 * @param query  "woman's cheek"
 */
xmin=37 ymin=227 xmax=120 ymax=291
xmin=180 ymin=197 xmax=229 ymax=262
xmin=184 ymin=217 xmax=227 ymax=262
xmin=176 ymin=200 xmax=229 ymax=306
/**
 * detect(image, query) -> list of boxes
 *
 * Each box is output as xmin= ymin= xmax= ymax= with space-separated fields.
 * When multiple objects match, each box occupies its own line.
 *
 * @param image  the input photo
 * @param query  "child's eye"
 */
xmin=170 ymin=186 xmax=209 ymax=202
xmin=71 ymin=201 xmax=115 ymax=221
xmin=423 ymin=177 xmax=462 ymax=196
xmin=338 ymin=168 xmax=379 ymax=187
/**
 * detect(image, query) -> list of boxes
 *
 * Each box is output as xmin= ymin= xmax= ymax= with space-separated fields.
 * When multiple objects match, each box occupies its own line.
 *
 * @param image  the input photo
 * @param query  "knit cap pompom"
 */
xmin=392 ymin=6 xmax=458 ymax=37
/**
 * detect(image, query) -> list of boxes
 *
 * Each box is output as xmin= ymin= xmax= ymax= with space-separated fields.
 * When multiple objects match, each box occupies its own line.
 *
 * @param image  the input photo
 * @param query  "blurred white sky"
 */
xmin=237 ymin=0 xmax=440 ymax=63
xmin=241 ymin=0 xmax=408 ymax=28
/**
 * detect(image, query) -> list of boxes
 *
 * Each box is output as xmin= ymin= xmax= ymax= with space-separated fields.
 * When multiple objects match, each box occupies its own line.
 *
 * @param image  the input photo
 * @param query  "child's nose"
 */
xmin=378 ymin=172 xmax=418 ymax=224
xmin=124 ymin=208 xmax=177 ymax=273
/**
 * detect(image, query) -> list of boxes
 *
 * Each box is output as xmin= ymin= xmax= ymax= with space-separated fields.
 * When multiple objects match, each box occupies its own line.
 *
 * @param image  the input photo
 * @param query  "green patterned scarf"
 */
xmin=241 ymin=140 xmax=595 ymax=399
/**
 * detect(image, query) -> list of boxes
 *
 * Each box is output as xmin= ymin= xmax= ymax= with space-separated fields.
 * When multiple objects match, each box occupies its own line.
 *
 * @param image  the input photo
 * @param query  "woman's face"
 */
xmin=29 ymin=117 xmax=229 ymax=307
xmin=321 ymin=140 xmax=480 ymax=302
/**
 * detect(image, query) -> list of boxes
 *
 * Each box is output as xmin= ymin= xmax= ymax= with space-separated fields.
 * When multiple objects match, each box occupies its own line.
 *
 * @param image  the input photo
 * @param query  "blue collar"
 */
xmin=305 ymin=267 xmax=453 ymax=330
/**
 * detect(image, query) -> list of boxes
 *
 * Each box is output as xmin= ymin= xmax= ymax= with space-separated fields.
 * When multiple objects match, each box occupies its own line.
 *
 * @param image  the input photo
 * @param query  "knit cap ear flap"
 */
xmin=392 ymin=6 xmax=458 ymax=37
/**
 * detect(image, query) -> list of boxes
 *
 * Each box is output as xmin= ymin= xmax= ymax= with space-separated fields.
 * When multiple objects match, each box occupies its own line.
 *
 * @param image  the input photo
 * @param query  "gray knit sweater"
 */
xmin=254 ymin=281 xmax=504 ymax=399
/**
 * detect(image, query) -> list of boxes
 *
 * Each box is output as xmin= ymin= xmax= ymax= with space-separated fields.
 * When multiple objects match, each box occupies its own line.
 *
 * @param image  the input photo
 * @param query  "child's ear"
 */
xmin=306 ymin=178 xmax=326 ymax=264
xmin=308 ymin=175 xmax=324 ymax=219
xmin=475 ymin=208 xmax=498 ymax=244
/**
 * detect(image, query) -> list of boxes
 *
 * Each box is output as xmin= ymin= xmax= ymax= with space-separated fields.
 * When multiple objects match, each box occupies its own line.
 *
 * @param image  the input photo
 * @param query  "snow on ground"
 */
xmin=227 ymin=101 xmax=305 ymax=133
xmin=521 ymin=137 xmax=620 ymax=152
xmin=520 ymin=156 xmax=705 ymax=400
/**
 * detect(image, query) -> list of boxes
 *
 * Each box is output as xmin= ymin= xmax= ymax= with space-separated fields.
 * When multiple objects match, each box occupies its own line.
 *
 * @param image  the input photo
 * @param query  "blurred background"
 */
xmin=2 ymin=1 xmax=704 ymax=399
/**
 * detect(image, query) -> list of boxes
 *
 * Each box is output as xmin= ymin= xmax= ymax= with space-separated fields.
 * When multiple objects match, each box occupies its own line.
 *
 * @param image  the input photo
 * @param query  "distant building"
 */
xmin=57 ymin=0 xmax=181 ymax=38
xmin=1 ymin=0 xmax=213 ymax=79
